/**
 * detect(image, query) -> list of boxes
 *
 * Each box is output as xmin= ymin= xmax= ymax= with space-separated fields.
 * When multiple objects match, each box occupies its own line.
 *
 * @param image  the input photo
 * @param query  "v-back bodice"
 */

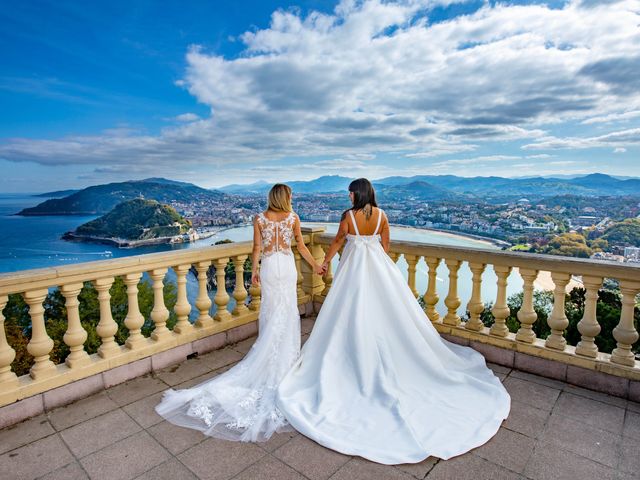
xmin=257 ymin=212 xmax=295 ymax=258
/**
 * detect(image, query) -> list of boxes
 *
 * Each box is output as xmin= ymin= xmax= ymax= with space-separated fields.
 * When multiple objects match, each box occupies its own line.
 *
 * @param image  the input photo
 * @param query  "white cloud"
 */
xmin=1 ymin=0 xmax=639 ymax=179
xmin=614 ymin=147 xmax=627 ymax=153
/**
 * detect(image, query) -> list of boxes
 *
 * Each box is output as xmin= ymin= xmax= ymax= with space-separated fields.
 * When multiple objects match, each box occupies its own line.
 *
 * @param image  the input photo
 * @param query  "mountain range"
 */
xmin=21 ymin=173 xmax=639 ymax=216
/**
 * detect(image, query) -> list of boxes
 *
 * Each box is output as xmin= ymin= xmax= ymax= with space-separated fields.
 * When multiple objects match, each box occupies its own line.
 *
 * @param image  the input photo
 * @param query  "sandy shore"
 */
xmin=513 ymin=267 xmax=583 ymax=292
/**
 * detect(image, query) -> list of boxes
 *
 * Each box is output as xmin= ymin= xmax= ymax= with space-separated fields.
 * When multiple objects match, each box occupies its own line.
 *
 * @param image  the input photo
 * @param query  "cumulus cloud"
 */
xmin=1 ymin=0 xmax=639 ymax=179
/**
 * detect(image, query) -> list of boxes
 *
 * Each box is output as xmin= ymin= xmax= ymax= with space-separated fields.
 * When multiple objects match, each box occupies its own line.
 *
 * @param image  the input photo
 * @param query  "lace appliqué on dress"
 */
xmin=257 ymin=212 xmax=295 ymax=259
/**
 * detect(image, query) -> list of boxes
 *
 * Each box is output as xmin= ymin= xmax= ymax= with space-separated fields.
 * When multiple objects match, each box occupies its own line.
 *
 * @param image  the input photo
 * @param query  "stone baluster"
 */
xmin=94 ymin=277 xmax=119 ymax=358
xmin=443 ymin=259 xmax=461 ymax=326
xmin=232 ymin=255 xmax=249 ymax=316
xmin=490 ymin=266 xmax=512 ymax=337
xmin=123 ymin=273 xmax=146 ymax=350
xmin=465 ymin=262 xmax=486 ymax=331
xmin=423 ymin=257 xmax=441 ymax=322
xmin=294 ymin=250 xmax=305 ymax=300
xmin=248 ymin=282 xmax=261 ymax=311
xmin=60 ymin=283 xmax=90 ymax=368
xmin=213 ymin=258 xmax=231 ymax=322
xmin=388 ymin=251 xmax=400 ymax=263
xmin=611 ymin=280 xmax=640 ymax=366
xmin=575 ymin=276 xmax=603 ymax=357
xmin=545 ymin=272 xmax=571 ymax=350
xmin=404 ymin=254 xmax=419 ymax=298
xmin=149 ymin=269 xmax=171 ymax=341
xmin=173 ymin=264 xmax=193 ymax=335
xmin=193 ymin=262 xmax=213 ymax=328
xmin=24 ymin=289 xmax=56 ymax=379
xmin=0 ymin=295 xmax=18 ymax=388
xmin=321 ymin=246 xmax=333 ymax=296
xmin=515 ymin=269 xmax=539 ymax=343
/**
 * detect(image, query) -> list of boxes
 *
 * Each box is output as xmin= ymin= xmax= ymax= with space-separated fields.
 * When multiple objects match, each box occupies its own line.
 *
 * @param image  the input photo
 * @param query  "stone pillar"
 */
xmin=232 ymin=255 xmax=249 ymax=316
xmin=0 ymin=295 xmax=18 ymax=388
xmin=60 ymin=283 xmax=90 ymax=368
xmin=213 ymin=258 xmax=231 ymax=322
xmin=300 ymin=226 xmax=326 ymax=297
xmin=465 ymin=262 xmax=486 ymax=331
xmin=95 ymin=277 xmax=119 ymax=358
xmin=404 ymin=254 xmax=419 ymax=298
xmin=443 ymin=259 xmax=461 ymax=326
xmin=124 ymin=273 xmax=146 ymax=350
xmin=611 ymin=280 xmax=640 ymax=366
xmin=149 ymin=268 xmax=171 ymax=341
xmin=545 ymin=272 xmax=571 ymax=351
xmin=490 ymin=265 xmax=512 ymax=337
xmin=193 ymin=262 xmax=213 ymax=327
xmin=575 ymin=275 xmax=603 ymax=358
xmin=423 ymin=257 xmax=441 ymax=323
xmin=24 ymin=289 xmax=56 ymax=379
xmin=516 ymin=269 xmax=539 ymax=343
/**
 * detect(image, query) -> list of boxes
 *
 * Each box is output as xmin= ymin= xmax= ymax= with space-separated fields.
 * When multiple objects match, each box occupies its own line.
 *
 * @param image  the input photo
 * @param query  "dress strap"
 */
xmin=373 ymin=209 xmax=383 ymax=235
xmin=348 ymin=210 xmax=360 ymax=236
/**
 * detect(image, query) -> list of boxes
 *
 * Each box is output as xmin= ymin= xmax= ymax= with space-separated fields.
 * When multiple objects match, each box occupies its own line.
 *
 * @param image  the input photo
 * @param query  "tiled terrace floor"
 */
xmin=1 ymin=317 xmax=639 ymax=480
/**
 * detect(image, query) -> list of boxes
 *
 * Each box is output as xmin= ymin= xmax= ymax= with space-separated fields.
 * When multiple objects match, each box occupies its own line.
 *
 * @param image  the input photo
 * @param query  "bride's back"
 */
xmin=346 ymin=207 xmax=388 ymax=236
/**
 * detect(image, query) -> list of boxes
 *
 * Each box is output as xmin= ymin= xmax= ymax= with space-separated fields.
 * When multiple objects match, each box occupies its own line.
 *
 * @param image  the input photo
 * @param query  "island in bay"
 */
xmin=62 ymin=198 xmax=200 ymax=248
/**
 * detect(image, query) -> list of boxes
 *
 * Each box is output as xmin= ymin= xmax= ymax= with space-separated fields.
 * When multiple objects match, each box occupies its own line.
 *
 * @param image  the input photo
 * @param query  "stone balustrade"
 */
xmin=0 ymin=229 xmax=320 ymax=410
xmin=1 ymin=225 xmax=639 ymax=419
xmin=314 ymin=234 xmax=640 ymax=389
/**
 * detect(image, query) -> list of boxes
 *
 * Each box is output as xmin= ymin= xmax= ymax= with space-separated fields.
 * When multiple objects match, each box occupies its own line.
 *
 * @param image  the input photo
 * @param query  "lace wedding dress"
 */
xmin=276 ymin=209 xmax=511 ymax=464
xmin=155 ymin=212 xmax=300 ymax=441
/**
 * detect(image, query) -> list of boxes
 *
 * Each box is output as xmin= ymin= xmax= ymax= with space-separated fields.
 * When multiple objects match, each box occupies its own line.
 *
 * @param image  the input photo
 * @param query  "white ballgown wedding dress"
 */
xmin=276 ymin=209 xmax=511 ymax=464
xmin=155 ymin=212 xmax=300 ymax=441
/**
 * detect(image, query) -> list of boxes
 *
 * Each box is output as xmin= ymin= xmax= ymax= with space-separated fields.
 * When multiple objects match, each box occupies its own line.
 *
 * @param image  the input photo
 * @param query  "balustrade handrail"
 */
xmin=315 ymin=233 xmax=640 ymax=281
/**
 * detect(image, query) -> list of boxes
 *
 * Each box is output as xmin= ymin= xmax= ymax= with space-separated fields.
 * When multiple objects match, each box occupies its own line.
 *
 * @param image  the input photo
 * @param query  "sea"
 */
xmin=0 ymin=193 xmax=523 ymax=317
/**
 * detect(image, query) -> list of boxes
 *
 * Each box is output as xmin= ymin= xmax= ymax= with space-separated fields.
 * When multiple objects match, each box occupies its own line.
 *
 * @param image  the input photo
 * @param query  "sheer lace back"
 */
xmin=257 ymin=211 xmax=296 ymax=257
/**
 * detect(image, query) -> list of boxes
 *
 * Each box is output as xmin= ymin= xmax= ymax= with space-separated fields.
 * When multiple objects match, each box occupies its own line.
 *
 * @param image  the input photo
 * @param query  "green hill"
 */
xmin=18 ymin=178 xmax=225 ymax=216
xmin=69 ymin=199 xmax=191 ymax=241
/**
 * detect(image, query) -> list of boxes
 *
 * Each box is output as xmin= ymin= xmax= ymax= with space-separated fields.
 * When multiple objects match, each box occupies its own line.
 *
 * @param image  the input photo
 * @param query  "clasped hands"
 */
xmin=315 ymin=260 xmax=329 ymax=276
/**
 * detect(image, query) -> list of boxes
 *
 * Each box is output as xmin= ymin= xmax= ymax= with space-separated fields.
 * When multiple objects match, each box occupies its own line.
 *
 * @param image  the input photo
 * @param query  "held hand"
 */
xmin=313 ymin=263 xmax=325 ymax=275
xmin=251 ymin=271 xmax=260 ymax=285
xmin=320 ymin=261 xmax=329 ymax=276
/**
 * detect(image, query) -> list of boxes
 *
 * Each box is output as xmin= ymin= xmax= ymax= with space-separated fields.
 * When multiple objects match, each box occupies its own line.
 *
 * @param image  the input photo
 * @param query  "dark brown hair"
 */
xmin=342 ymin=178 xmax=377 ymax=220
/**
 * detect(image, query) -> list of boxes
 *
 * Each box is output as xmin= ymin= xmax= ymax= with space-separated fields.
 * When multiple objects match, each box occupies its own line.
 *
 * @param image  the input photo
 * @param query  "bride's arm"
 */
xmin=321 ymin=217 xmax=349 ymax=270
xmin=251 ymin=217 xmax=262 ymax=285
xmin=380 ymin=212 xmax=390 ymax=253
xmin=293 ymin=214 xmax=324 ymax=274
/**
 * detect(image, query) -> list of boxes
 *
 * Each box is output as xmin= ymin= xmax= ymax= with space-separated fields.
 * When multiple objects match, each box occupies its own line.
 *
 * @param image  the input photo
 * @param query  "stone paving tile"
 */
xmin=231 ymin=337 xmax=257 ymax=355
xmin=233 ymin=455 xmax=306 ymax=480
xmin=148 ymin=420 xmax=207 ymax=456
xmin=563 ymin=384 xmax=628 ymax=409
xmin=133 ymin=458 xmax=198 ymax=480
xmin=329 ymin=457 xmax=415 ymax=480
xmin=122 ymin=391 xmax=165 ymax=429
xmin=618 ymin=441 xmax=640 ymax=475
xmin=106 ymin=374 xmax=169 ymax=407
xmin=502 ymin=377 xmax=561 ymax=412
xmin=258 ymin=429 xmax=299 ymax=453
xmin=523 ymin=442 xmax=616 ymax=480
xmin=60 ymin=409 xmax=142 ymax=458
xmin=0 ymin=414 xmax=54 ymax=455
xmin=539 ymin=413 xmax=621 ymax=469
xmin=622 ymin=410 xmax=640 ymax=441
xmin=509 ymin=370 xmax=567 ymax=390
xmin=552 ymin=391 xmax=626 ymax=435
xmin=472 ymin=427 xmax=534 ymax=474
xmin=627 ymin=400 xmax=640 ymax=414
xmin=178 ymin=436 xmax=266 ymax=480
xmin=502 ymin=400 xmax=549 ymax=439
xmin=273 ymin=435 xmax=351 ymax=480
xmin=47 ymin=391 xmax=120 ymax=431
xmin=155 ymin=356 xmax=213 ymax=387
xmin=199 ymin=347 xmax=245 ymax=371
xmin=395 ymin=457 xmax=439 ymax=479
xmin=0 ymin=433 xmax=75 ymax=480
xmin=39 ymin=461 xmax=89 ymax=480
xmin=487 ymin=362 xmax=512 ymax=375
xmin=426 ymin=453 xmax=522 ymax=480
xmin=80 ymin=431 xmax=171 ymax=480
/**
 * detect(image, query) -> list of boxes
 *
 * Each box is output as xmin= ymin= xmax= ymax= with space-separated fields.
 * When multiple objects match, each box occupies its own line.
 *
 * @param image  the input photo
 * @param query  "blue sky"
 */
xmin=0 ymin=0 xmax=638 ymax=192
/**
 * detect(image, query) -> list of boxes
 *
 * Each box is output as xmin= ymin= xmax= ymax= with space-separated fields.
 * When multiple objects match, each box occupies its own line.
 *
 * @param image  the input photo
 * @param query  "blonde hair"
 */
xmin=267 ymin=184 xmax=293 ymax=212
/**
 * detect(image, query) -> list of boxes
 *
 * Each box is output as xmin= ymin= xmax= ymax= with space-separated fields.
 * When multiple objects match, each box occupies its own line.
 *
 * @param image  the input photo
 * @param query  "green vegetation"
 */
xmin=3 ymin=278 xmax=178 ymax=377
xmin=601 ymin=218 xmax=640 ymax=247
xmin=542 ymin=232 xmax=592 ymax=258
xmin=73 ymin=199 xmax=191 ymax=240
